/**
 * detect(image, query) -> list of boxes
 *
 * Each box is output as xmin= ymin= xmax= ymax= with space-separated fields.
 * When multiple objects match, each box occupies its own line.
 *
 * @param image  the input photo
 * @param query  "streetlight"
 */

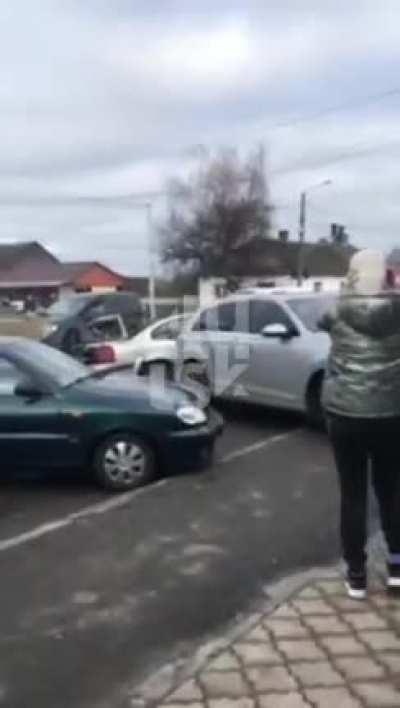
xmin=297 ymin=179 xmax=332 ymax=286
xmin=145 ymin=202 xmax=156 ymax=320
xmin=127 ymin=199 xmax=158 ymax=320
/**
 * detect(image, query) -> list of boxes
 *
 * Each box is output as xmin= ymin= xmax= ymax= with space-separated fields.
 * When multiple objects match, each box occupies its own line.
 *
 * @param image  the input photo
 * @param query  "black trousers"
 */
xmin=328 ymin=414 xmax=400 ymax=571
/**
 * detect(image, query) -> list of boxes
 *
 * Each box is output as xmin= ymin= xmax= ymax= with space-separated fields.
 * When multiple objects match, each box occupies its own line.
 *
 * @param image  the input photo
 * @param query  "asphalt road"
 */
xmin=0 ymin=403 xmax=341 ymax=708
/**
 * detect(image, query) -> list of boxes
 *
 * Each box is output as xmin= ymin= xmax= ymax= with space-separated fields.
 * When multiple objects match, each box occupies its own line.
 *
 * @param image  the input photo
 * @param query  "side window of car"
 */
xmin=152 ymin=319 xmax=183 ymax=341
xmin=192 ymin=302 xmax=250 ymax=333
xmin=250 ymin=300 xmax=293 ymax=334
xmin=90 ymin=315 xmax=125 ymax=341
xmin=0 ymin=357 xmax=23 ymax=395
xmin=124 ymin=314 xmax=142 ymax=338
xmin=192 ymin=306 xmax=221 ymax=332
xmin=86 ymin=301 xmax=106 ymax=320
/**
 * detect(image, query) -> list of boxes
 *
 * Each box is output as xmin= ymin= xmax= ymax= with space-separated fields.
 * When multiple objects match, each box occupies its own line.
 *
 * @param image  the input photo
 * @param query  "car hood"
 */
xmin=68 ymin=370 xmax=198 ymax=413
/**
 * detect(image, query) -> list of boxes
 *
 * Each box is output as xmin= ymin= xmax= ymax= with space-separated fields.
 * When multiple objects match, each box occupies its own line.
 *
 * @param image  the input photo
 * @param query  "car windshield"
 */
xmin=12 ymin=339 xmax=88 ymax=388
xmin=287 ymin=296 xmax=337 ymax=332
xmin=47 ymin=295 xmax=92 ymax=320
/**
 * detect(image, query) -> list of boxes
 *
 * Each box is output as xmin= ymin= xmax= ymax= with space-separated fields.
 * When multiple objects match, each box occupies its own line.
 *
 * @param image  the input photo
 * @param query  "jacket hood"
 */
xmin=344 ymin=249 xmax=386 ymax=295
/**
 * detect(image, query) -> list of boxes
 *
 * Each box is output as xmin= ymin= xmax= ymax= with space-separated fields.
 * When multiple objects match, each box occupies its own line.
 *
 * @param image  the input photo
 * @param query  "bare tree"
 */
xmin=161 ymin=146 xmax=272 ymax=277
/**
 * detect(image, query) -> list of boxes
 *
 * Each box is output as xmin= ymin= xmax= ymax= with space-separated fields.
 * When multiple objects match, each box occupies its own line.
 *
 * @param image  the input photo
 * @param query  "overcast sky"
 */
xmin=1 ymin=0 xmax=400 ymax=275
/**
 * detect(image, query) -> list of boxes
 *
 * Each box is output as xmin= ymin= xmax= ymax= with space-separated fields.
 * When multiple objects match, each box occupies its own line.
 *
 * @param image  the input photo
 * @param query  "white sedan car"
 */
xmin=85 ymin=313 xmax=188 ymax=378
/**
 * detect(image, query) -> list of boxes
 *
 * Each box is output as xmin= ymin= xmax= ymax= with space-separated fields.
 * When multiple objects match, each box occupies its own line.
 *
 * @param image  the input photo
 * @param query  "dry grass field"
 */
xmin=0 ymin=315 xmax=45 ymax=339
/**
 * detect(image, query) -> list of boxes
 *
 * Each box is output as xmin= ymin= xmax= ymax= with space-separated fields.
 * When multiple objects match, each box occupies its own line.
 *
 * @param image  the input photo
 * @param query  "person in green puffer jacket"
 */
xmin=322 ymin=249 xmax=400 ymax=600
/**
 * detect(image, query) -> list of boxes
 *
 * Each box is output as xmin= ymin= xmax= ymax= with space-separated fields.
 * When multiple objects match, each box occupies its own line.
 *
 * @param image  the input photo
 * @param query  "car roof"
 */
xmin=148 ymin=312 xmax=188 ymax=328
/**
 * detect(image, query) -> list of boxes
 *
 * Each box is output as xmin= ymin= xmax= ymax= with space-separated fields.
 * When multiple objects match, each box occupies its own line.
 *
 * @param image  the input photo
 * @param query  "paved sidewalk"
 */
xmin=150 ymin=575 xmax=400 ymax=708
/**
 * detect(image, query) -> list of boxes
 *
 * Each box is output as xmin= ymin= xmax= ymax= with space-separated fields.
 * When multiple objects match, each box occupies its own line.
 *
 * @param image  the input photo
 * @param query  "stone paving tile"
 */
xmin=343 ymin=611 xmax=388 ymax=631
xmin=387 ymin=609 xmax=400 ymax=625
xmin=353 ymin=680 xmax=400 ymax=706
xmin=234 ymin=642 xmax=282 ymax=666
xmin=291 ymin=599 xmax=335 ymax=616
xmin=263 ymin=619 xmax=309 ymax=639
xmin=305 ymin=687 xmax=362 ymax=707
xmin=378 ymin=652 xmax=400 ymax=674
xmin=167 ymin=680 xmax=203 ymax=703
xmin=316 ymin=580 xmax=347 ymax=596
xmin=273 ymin=604 xmax=299 ymax=619
xmin=242 ymin=625 xmax=270 ymax=643
xmin=258 ymin=693 xmax=310 ymax=707
xmin=297 ymin=587 xmax=322 ymax=600
xmin=359 ymin=630 xmax=400 ymax=652
xmin=208 ymin=699 xmax=255 ymax=708
xmin=199 ymin=671 xmax=250 ymax=698
xmin=277 ymin=639 xmax=325 ymax=662
xmin=370 ymin=593 xmax=400 ymax=612
xmin=302 ymin=616 xmax=349 ymax=635
xmin=246 ymin=665 xmax=297 ymax=692
xmin=163 ymin=703 xmax=203 ymax=708
xmin=327 ymin=596 xmax=371 ymax=613
xmin=207 ymin=652 xmax=241 ymax=672
xmin=335 ymin=656 xmax=385 ymax=680
xmin=319 ymin=635 xmax=368 ymax=656
xmin=290 ymin=661 xmax=344 ymax=688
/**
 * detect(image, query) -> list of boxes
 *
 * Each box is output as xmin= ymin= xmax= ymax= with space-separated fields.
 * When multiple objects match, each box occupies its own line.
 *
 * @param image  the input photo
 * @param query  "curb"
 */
xmin=128 ymin=564 xmax=338 ymax=707
xmin=128 ymin=531 xmax=385 ymax=707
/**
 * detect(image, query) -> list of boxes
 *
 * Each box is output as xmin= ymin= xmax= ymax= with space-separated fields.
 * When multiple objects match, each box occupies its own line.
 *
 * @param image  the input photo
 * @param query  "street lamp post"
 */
xmin=297 ymin=180 xmax=332 ymax=287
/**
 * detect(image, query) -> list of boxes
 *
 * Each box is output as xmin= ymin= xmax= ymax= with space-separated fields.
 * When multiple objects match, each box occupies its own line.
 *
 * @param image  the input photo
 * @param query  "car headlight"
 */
xmin=176 ymin=405 xmax=207 ymax=426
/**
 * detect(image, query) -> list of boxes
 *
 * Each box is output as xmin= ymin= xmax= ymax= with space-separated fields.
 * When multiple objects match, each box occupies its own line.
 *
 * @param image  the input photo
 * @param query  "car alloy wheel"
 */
xmin=94 ymin=434 xmax=155 ymax=491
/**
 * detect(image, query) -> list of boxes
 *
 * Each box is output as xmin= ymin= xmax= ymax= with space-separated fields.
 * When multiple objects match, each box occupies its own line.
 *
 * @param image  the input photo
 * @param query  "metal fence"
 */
xmin=141 ymin=297 xmax=199 ymax=320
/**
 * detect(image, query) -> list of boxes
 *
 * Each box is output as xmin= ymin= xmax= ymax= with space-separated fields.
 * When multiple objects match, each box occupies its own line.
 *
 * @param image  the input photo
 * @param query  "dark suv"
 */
xmin=42 ymin=291 xmax=144 ymax=357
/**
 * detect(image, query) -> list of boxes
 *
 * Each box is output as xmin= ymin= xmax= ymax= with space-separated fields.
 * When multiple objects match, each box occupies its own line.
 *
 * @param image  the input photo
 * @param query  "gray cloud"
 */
xmin=1 ymin=0 xmax=400 ymax=273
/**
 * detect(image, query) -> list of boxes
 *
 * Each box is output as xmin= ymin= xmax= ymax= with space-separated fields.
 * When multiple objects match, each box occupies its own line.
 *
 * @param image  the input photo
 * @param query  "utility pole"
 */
xmin=146 ymin=202 xmax=156 ymax=320
xmin=296 ymin=180 xmax=332 ymax=287
xmin=297 ymin=191 xmax=306 ymax=287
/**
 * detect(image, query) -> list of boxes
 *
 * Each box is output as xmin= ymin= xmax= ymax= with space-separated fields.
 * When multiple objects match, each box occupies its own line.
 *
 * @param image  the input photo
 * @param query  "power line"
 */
xmin=272 ymin=137 xmax=400 ymax=176
xmin=266 ymin=87 xmax=400 ymax=132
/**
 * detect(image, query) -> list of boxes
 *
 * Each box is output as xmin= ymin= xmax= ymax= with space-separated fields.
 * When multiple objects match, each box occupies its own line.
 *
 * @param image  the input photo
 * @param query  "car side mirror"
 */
xmin=261 ymin=323 xmax=293 ymax=339
xmin=14 ymin=377 xmax=45 ymax=399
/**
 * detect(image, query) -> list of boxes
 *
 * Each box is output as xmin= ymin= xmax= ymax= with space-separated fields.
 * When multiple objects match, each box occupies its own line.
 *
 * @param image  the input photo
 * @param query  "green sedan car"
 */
xmin=0 ymin=338 xmax=223 ymax=491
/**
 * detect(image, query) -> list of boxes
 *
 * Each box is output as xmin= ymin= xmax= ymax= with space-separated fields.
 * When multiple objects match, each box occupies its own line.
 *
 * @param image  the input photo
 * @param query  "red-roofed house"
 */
xmin=0 ymin=242 xmax=141 ymax=306
xmin=62 ymin=261 xmax=127 ymax=293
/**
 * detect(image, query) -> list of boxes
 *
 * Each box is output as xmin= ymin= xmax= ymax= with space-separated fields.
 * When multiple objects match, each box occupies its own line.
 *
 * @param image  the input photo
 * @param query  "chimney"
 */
xmin=278 ymin=229 xmax=289 ymax=243
xmin=331 ymin=223 xmax=339 ymax=240
xmin=331 ymin=223 xmax=348 ymax=245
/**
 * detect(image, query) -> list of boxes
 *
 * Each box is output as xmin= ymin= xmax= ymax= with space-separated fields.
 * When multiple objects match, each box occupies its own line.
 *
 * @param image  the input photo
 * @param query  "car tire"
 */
xmin=306 ymin=374 xmax=325 ymax=429
xmin=62 ymin=328 xmax=82 ymax=357
xmin=93 ymin=433 xmax=155 ymax=492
